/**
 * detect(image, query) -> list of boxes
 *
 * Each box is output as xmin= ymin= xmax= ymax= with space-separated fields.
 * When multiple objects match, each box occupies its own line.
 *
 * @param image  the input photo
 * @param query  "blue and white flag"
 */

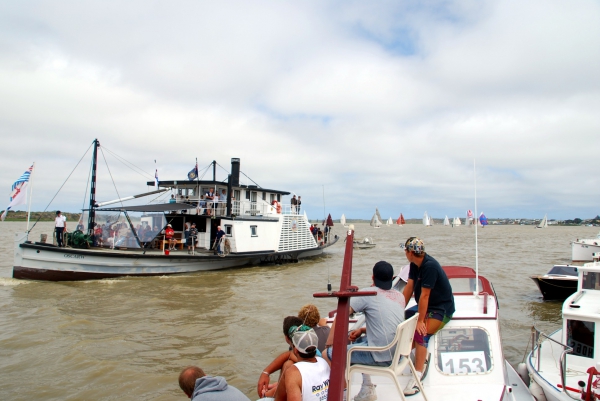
xmin=187 ymin=160 xmax=198 ymax=181
xmin=1 ymin=164 xmax=34 ymax=221
xmin=154 ymin=169 xmax=159 ymax=187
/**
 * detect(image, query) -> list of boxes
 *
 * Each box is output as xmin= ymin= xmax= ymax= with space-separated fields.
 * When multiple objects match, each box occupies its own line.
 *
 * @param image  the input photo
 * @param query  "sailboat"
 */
xmin=396 ymin=213 xmax=405 ymax=225
xmin=370 ymin=210 xmax=382 ymax=228
xmin=443 ymin=216 xmax=450 ymax=226
xmin=466 ymin=209 xmax=473 ymax=226
xmin=386 ymin=217 xmax=393 ymax=226
xmin=479 ymin=212 xmax=488 ymax=227
xmin=536 ymin=214 xmax=547 ymax=229
xmin=375 ymin=208 xmax=383 ymax=225
xmin=423 ymin=211 xmax=431 ymax=226
xmin=452 ymin=217 xmax=462 ymax=227
xmin=340 ymin=214 xmax=347 ymax=227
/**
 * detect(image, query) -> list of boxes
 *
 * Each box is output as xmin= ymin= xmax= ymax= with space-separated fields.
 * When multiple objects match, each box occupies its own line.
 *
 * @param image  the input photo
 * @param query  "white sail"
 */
xmin=386 ymin=217 xmax=393 ymax=226
xmin=423 ymin=211 xmax=431 ymax=226
xmin=443 ymin=216 xmax=450 ymax=226
xmin=536 ymin=214 xmax=548 ymax=229
xmin=370 ymin=212 xmax=381 ymax=228
xmin=375 ymin=208 xmax=383 ymax=224
xmin=340 ymin=214 xmax=347 ymax=227
xmin=453 ymin=217 xmax=462 ymax=226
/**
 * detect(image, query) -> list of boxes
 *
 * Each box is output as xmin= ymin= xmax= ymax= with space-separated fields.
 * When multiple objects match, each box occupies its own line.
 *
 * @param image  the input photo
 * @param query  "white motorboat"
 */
xmin=526 ymin=261 xmax=600 ymax=401
xmin=13 ymin=139 xmax=338 ymax=281
xmin=353 ymin=237 xmax=376 ymax=249
xmin=327 ymin=264 xmax=535 ymax=401
xmin=571 ymin=231 xmax=600 ymax=262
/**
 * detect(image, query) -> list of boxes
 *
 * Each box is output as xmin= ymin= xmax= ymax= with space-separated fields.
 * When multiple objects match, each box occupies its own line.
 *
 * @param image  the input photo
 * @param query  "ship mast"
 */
xmin=87 ymin=139 xmax=99 ymax=235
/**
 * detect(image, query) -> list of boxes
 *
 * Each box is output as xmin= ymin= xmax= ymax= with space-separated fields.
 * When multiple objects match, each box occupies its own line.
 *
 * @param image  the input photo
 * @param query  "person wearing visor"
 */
xmin=275 ymin=326 xmax=330 ymax=401
xmin=324 ymin=261 xmax=405 ymax=401
xmin=401 ymin=237 xmax=455 ymax=396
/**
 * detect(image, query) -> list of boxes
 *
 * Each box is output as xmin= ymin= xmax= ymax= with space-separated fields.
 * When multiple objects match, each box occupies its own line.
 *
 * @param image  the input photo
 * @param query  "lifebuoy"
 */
xmin=276 ymin=202 xmax=281 ymax=214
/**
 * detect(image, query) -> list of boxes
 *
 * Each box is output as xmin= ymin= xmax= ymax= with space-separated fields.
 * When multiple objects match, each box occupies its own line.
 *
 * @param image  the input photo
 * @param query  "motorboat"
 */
xmin=13 ymin=139 xmax=338 ymax=281
xmin=353 ymin=237 xmax=376 ymax=249
xmin=530 ymin=265 xmax=578 ymax=301
xmin=525 ymin=261 xmax=600 ymax=401
xmin=323 ymin=263 xmax=535 ymax=401
xmin=571 ymin=231 xmax=600 ymax=262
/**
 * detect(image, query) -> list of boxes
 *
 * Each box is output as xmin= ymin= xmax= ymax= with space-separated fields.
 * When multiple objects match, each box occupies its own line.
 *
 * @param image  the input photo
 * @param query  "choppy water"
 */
xmin=1 ymin=221 xmax=597 ymax=400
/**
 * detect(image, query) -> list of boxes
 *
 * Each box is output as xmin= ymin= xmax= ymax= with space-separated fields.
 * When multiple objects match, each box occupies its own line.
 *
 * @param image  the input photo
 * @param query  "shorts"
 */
xmin=405 ymin=305 xmax=452 ymax=348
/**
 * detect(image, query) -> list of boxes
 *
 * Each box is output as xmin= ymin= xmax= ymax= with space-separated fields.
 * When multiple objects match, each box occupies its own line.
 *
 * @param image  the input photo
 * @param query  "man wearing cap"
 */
xmin=324 ymin=261 xmax=405 ymax=401
xmin=213 ymin=226 xmax=225 ymax=255
xmin=188 ymin=223 xmax=198 ymax=254
xmin=401 ymin=237 xmax=455 ymax=396
xmin=178 ymin=366 xmax=250 ymax=401
xmin=165 ymin=224 xmax=176 ymax=250
xmin=275 ymin=326 xmax=330 ymax=401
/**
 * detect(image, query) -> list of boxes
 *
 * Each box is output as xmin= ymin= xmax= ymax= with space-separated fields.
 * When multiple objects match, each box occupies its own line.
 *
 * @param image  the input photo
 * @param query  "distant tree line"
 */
xmin=1 ymin=210 xmax=82 ymax=222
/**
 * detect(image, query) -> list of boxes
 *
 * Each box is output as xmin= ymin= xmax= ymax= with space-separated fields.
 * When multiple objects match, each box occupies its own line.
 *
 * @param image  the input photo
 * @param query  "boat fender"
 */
xmin=528 ymin=380 xmax=547 ymax=401
xmin=276 ymin=203 xmax=281 ymax=214
xmin=516 ymin=363 xmax=530 ymax=387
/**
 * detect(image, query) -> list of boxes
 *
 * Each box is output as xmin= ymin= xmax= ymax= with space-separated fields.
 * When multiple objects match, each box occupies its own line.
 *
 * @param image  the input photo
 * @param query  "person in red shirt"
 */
xmin=165 ymin=224 xmax=176 ymax=251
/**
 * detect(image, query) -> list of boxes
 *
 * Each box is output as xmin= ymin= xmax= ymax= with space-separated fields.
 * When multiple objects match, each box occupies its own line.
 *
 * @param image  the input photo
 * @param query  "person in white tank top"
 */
xmin=275 ymin=326 xmax=330 ymax=401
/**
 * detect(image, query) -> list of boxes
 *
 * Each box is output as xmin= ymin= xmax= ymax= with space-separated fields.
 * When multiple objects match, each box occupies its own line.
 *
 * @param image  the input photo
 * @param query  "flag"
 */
xmin=1 ymin=164 xmax=34 ymax=221
xmin=187 ymin=160 xmax=198 ymax=181
xmin=154 ymin=169 xmax=159 ymax=187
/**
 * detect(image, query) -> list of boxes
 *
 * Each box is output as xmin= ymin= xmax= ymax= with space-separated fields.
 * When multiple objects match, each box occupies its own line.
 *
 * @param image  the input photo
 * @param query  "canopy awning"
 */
xmin=94 ymin=203 xmax=197 ymax=213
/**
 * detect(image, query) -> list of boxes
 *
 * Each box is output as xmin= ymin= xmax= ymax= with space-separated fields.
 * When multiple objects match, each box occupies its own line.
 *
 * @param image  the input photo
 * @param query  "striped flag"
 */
xmin=1 ymin=165 xmax=34 ymax=221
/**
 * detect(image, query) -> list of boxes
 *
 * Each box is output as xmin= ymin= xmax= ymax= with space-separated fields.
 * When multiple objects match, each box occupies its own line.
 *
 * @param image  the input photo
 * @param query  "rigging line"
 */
xmin=214 ymin=161 xmax=230 ymax=175
xmin=28 ymin=141 xmax=94 ymax=233
xmin=240 ymin=171 xmax=261 ymax=188
xmin=101 ymin=146 xmax=153 ymax=180
xmin=99 ymin=147 xmax=124 ymax=208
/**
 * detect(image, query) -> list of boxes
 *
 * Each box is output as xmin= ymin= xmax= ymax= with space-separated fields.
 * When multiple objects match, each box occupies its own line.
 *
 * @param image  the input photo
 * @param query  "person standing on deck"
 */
xmin=169 ymin=194 xmax=176 ymax=204
xmin=291 ymin=195 xmax=298 ymax=214
xmin=297 ymin=196 xmax=302 ymax=214
xmin=213 ymin=226 xmax=225 ymax=255
xmin=55 ymin=211 xmax=67 ymax=247
xmin=188 ymin=223 xmax=198 ymax=254
xmin=219 ymin=189 xmax=227 ymax=216
xmin=205 ymin=188 xmax=215 ymax=216
xmin=401 ymin=237 xmax=455 ymax=396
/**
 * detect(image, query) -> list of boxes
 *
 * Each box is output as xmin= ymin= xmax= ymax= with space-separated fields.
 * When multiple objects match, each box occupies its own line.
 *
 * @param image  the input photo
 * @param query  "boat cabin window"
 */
xmin=262 ymin=192 xmax=266 ymax=201
xmin=566 ymin=320 xmax=595 ymax=358
xmin=582 ymin=272 xmax=600 ymax=290
xmin=435 ymin=327 xmax=493 ymax=375
xmin=548 ymin=265 xmax=578 ymax=276
xmin=234 ymin=190 xmax=240 ymax=201
xmin=448 ymin=278 xmax=484 ymax=293
xmin=270 ymin=194 xmax=275 ymax=203
xmin=224 ymin=225 xmax=232 ymax=236
xmin=250 ymin=225 xmax=258 ymax=237
xmin=277 ymin=194 xmax=281 ymax=202
xmin=246 ymin=191 xmax=251 ymax=200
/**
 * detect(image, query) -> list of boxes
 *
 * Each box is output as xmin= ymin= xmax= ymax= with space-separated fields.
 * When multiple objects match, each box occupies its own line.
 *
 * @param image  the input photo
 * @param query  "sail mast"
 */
xmin=87 ymin=139 xmax=99 ymax=235
xmin=26 ymin=162 xmax=36 ymax=232
xmin=474 ymin=160 xmax=479 ymax=294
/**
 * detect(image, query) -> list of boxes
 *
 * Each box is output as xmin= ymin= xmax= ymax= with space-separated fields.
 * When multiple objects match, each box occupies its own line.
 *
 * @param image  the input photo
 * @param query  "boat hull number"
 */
xmin=440 ymin=351 xmax=487 ymax=374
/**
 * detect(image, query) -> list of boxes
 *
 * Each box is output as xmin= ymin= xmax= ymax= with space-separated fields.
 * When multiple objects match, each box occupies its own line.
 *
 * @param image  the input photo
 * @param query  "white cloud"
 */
xmin=0 ymin=0 xmax=599 ymax=220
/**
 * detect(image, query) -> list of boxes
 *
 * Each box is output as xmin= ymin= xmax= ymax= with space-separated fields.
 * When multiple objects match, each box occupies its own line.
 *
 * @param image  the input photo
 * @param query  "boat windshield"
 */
xmin=566 ymin=319 xmax=595 ymax=358
xmin=582 ymin=272 xmax=600 ymax=290
xmin=448 ymin=278 xmax=484 ymax=293
xmin=435 ymin=327 xmax=493 ymax=375
xmin=547 ymin=265 xmax=578 ymax=276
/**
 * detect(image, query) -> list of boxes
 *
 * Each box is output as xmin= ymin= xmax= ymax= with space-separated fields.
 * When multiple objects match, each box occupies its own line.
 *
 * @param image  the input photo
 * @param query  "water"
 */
xmin=1 ymin=221 xmax=596 ymax=400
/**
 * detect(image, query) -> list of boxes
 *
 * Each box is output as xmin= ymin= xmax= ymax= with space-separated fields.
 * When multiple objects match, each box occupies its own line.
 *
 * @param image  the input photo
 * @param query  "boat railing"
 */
xmin=530 ymin=325 xmax=578 ymax=400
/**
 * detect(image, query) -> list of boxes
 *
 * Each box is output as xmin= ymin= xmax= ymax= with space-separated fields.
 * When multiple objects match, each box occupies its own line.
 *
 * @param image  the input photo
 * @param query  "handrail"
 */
xmin=531 ymin=325 xmax=577 ymax=400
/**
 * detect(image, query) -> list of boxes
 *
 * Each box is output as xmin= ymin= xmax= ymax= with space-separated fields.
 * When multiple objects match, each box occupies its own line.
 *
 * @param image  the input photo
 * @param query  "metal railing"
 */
xmin=530 ymin=325 xmax=577 ymax=400
xmin=166 ymin=198 xmax=304 ymax=217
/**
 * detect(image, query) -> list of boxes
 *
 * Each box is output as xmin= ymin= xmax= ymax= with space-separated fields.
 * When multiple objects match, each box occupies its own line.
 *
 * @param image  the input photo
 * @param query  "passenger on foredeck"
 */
xmin=297 ymin=196 xmax=302 ymax=213
xmin=274 ymin=326 xmax=330 ymax=401
xmin=257 ymin=316 xmax=304 ymax=398
xmin=324 ymin=261 xmax=405 ymax=401
xmin=179 ymin=366 xmax=250 ymax=401
xmin=297 ymin=304 xmax=330 ymax=353
xmin=291 ymin=195 xmax=298 ymax=213
xmin=401 ymin=237 xmax=455 ymax=396
xmin=165 ymin=224 xmax=176 ymax=251
xmin=169 ymin=194 xmax=176 ymax=204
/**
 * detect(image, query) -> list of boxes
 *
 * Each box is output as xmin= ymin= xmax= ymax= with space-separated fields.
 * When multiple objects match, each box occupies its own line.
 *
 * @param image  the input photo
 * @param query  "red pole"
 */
xmin=314 ymin=227 xmax=376 ymax=401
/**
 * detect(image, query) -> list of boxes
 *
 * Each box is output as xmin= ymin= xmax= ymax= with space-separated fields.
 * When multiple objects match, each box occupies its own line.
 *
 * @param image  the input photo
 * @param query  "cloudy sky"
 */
xmin=1 ymin=0 xmax=599 ymax=221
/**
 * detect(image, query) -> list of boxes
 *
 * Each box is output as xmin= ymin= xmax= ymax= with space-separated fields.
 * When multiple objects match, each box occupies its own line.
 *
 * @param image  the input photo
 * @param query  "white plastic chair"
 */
xmin=346 ymin=313 xmax=427 ymax=401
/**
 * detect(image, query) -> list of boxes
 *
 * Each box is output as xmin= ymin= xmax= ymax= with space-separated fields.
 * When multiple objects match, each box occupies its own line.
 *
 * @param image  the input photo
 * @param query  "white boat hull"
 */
xmin=571 ymin=239 xmax=600 ymax=262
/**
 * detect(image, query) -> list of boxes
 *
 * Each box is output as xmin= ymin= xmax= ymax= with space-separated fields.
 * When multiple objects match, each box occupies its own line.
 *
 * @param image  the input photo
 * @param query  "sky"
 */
xmin=1 ymin=0 xmax=599 ymax=221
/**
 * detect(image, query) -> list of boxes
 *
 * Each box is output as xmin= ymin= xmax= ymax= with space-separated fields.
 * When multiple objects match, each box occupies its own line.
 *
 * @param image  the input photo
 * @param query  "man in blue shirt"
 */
xmin=402 ymin=237 xmax=455 ymax=395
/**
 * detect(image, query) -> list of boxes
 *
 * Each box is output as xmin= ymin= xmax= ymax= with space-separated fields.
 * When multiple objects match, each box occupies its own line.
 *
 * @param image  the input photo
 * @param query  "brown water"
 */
xmin=1 ymin=221 xmax=596 ymax=400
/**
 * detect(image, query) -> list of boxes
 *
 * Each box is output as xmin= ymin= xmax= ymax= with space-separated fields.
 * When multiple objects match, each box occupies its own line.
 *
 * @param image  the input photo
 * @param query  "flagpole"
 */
xmin=26 ymin=162 xmax=36 ymax=232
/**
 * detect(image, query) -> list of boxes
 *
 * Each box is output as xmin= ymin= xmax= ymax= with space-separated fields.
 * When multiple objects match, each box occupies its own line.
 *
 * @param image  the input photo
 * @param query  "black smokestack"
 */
xmin=231 ymin=158 xmax=240 ymax=187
